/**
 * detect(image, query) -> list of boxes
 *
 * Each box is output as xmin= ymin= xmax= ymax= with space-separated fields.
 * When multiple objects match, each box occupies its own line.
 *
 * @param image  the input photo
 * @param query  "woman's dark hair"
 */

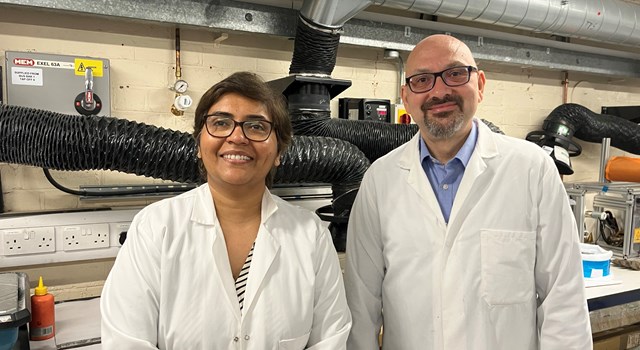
xmin=193 ymin=71 xmax=292 ymax=187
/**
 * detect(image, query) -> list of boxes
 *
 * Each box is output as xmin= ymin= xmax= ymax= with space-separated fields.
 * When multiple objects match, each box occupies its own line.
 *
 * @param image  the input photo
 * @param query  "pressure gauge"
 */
xmin=174 ymin=95 xmax=193 ymax=111
xmin=173 ymin=79 xmax=189 ymax=93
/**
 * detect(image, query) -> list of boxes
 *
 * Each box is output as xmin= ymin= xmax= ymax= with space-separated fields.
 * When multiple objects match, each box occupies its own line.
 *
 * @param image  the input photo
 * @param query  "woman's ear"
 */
xmin=274 ymin=154 xmax=281 ymax=167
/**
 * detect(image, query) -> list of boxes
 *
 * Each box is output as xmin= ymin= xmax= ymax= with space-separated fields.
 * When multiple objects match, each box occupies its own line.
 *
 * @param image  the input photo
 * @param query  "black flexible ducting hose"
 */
xmin=292 ymin=112 xmax=419 ymax=162
xmin=292 ymin=111 xmax=505 ymax=162
xmin=275 ymin=135 xmax=369 ymax=199
xmin=0 ymin=105 xmax=198 ymax=183
xmin=546 ymin=103 xmax=640 ymax=154
xmin=275 ymin=135 xmax=368 ymax=185
xmin=289 ymin=14 xmax=340 ymax=76
xmin=0 ymin=105 xmax=369 ymax=190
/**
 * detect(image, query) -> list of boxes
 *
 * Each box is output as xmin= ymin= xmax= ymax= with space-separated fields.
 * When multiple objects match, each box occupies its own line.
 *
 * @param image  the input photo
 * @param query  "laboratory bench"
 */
xmin=588 ymin=266 xmax=640 ymax=350
xmin=22 ymin=266 xmax=640 ymax=349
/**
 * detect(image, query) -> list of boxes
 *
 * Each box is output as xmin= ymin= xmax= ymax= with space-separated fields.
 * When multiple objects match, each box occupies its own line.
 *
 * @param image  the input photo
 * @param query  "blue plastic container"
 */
xmin=580 ymin=243 xmax=613 ymax=278
xmin=583 ymin=259 xmax=611 ymax=278
xmin=0 ymin=328 xmax=18 ymax=350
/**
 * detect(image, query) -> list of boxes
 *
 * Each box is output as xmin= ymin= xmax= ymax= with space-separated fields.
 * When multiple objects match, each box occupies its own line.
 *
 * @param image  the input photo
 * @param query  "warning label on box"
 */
xmin=11 ymin=67 xmax=43 ymax=86
xmin=75 ymin=58 xmax=103 ymax=77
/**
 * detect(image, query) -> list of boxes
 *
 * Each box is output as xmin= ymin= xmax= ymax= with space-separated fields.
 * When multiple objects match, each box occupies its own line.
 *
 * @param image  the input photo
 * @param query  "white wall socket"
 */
xmin=1 ymin=227 xmax=55 ymax=256
xmin=61 ymin=224 xmax=110 ymax=251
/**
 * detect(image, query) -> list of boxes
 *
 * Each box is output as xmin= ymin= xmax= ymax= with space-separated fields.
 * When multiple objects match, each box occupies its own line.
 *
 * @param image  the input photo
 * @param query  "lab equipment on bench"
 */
xmin=0 ymin=272 xmax=30 ymax=350
xmin=566 ymin=182 xmax=640 ymax=259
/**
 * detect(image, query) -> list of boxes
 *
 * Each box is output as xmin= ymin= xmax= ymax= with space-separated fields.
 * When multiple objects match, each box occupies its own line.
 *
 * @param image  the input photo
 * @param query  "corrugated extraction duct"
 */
xmin=301 ymin=0 xmax=640 ymax=47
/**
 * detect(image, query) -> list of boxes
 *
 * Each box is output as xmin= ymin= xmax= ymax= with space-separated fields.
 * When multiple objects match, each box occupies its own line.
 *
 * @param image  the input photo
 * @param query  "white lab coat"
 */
xmin=345 ymin=119 xmax=592 ymax=350
xmin=101 ymin=184 xmax=351 ymax=350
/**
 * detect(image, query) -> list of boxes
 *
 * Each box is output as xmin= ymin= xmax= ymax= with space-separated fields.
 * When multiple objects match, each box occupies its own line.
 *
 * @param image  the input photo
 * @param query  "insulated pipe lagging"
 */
xmin=289 ymin=15 xmax=341 ymax=76
xmin=546 ymin=103 xmax=640 ymax=154
xmin=0 ymin=105 xmax=369 ymax=186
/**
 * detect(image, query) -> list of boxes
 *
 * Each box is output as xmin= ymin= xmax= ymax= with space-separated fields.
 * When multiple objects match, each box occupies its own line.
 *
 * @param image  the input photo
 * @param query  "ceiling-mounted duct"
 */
xmin=301 ymin=0 xmax=640 ymax=47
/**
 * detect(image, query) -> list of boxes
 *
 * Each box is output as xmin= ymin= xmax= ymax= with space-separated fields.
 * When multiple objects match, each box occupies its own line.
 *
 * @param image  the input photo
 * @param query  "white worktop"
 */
xmin=27 ymin=266 xmax=640 ymax=349
xmin=584 ymin=266 xmax=640 ymax=300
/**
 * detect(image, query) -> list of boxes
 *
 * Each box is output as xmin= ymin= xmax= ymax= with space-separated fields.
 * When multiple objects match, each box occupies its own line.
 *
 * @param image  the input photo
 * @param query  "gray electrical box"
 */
xmin=5 ymin=51 xmax=110 ymax=116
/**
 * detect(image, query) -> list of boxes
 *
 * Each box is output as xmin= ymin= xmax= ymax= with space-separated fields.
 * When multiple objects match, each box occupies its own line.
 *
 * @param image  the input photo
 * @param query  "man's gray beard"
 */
xmin=423 ymin=112 xmax=465 ymax=139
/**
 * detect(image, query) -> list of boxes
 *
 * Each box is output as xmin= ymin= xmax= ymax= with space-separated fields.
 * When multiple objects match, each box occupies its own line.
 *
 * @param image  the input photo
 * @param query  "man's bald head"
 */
xmin=407 ymin=34 xmax=477 ymax=71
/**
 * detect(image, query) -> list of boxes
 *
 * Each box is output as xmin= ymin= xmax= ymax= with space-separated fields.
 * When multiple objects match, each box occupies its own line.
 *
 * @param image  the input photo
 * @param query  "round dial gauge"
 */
xmin=173 ymin=79 xmax=189 ymax=93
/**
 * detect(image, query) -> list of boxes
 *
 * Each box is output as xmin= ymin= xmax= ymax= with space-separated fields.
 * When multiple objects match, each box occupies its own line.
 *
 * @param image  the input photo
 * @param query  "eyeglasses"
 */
xmin=204 ymin=115 xmax=273 ymax=142
xmin=405 ymin=66 xmax=478 ymax=93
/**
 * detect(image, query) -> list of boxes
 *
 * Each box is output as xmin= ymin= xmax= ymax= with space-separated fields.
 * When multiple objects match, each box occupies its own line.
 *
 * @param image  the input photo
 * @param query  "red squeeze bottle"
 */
xmin=29 ymin=276 xmax=55 ymax=340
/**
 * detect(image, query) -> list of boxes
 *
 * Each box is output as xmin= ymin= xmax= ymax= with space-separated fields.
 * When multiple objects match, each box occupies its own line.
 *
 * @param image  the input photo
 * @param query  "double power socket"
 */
xmin=0 ymin=209 xmax=138 ymax=268
xmin=2 ymin=223 xmax=111 ymax=256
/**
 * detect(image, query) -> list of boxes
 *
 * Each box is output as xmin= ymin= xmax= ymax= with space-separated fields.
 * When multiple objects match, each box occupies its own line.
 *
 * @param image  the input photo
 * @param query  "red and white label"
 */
xmin=12 ymin=57 xmax=73 ymax=69
xmin=13 ymin=58 xmax=35 ymax=66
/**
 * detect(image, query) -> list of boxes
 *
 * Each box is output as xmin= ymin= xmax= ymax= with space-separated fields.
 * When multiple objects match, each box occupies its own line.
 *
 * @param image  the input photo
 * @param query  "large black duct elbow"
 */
xmin=0 ymin=105 xmax=369 ymax=189
xmin=275 ymin=135 xmax=368 ymax=185
xmin=547 ymin=103 xmax=640 ymax=154
xmin=526 ymin=103 xmax=640 ymax=175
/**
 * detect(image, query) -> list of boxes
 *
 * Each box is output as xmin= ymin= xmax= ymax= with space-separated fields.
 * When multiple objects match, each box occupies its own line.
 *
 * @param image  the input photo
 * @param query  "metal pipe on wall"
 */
xmin=561 ymin=71 xmax=569 ymax=104
xmin=374 ymin=0 xmax=640 ymax=47
xmin=383 ymin=49 xmax=404 ymax=105
xmin=303 ymin=0 xmax=640 ymax=47
xmin=599 ymin=138 xmax=611 ymax=183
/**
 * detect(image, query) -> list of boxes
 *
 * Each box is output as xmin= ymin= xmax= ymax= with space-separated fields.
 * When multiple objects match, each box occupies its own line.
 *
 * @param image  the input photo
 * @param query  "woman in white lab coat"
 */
xmin=100 ymin=71 xmax=351 ymax=350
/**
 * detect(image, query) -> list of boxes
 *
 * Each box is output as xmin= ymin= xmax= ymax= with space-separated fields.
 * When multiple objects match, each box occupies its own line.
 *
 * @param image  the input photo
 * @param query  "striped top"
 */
xmin=236 ymin=242 xmax=255 ymax=313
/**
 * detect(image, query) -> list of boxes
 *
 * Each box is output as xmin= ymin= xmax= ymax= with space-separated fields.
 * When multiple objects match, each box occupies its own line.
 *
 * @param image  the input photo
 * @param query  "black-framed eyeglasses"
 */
xmin=204 ymin=115 xmax=273 ymax=142
xmin=405 ymin=66 xmax=478 ymax=93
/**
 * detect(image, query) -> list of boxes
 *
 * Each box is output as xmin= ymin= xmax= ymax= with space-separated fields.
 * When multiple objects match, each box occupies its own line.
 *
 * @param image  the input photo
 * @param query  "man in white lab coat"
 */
xmin=345 ymin=34 xmax=592 ymax=349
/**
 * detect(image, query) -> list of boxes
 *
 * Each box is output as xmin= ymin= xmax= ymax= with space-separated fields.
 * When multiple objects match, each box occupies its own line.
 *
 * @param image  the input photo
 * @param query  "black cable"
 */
xmin=598 ymin=211 xmax=624 ymax=247
xmin=42 ymin=168 xmax=195 ymax=197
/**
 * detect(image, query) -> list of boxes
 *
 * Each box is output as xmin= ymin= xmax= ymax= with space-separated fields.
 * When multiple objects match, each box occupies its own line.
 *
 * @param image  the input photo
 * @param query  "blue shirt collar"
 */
xmin=419 ymin=119 xmax=478 ymax=166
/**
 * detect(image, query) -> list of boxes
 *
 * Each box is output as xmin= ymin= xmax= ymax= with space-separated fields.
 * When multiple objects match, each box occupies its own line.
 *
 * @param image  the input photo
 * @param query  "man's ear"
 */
xmin=477 ymin=70 xmax=486 ymax=103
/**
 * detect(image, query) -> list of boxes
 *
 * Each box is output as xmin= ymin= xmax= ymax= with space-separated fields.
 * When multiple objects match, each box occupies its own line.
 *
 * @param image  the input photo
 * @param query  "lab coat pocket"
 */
xmin=480 ymin=230 xmax=535 ymax=305
xmin=278 ymin=332 xmax=310 ymax=350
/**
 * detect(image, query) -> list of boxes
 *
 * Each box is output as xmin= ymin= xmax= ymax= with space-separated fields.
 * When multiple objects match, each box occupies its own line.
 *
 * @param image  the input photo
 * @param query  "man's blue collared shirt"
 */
xmin=419 ymin=121 xmax=478 ymax=223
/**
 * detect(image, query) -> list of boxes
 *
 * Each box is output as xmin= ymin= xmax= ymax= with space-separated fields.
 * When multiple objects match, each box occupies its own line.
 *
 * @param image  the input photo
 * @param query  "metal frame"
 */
xmin=566 ymin=184 xmax=586 ymax=243
xmin=567 ymin=182 xmax=640 ymax=259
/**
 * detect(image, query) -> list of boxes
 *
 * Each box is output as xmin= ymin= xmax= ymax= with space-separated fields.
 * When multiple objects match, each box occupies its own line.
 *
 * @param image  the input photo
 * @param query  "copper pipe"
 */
xmin=175 ymin=28 xmax=181 ymax=79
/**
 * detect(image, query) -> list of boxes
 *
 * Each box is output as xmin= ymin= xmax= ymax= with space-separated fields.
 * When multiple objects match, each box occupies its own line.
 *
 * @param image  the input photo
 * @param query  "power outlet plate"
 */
xmin=1 ymin=227 xmax=55 ymax=256
xmin=62 ymin=224 xmax=110 ymax=251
